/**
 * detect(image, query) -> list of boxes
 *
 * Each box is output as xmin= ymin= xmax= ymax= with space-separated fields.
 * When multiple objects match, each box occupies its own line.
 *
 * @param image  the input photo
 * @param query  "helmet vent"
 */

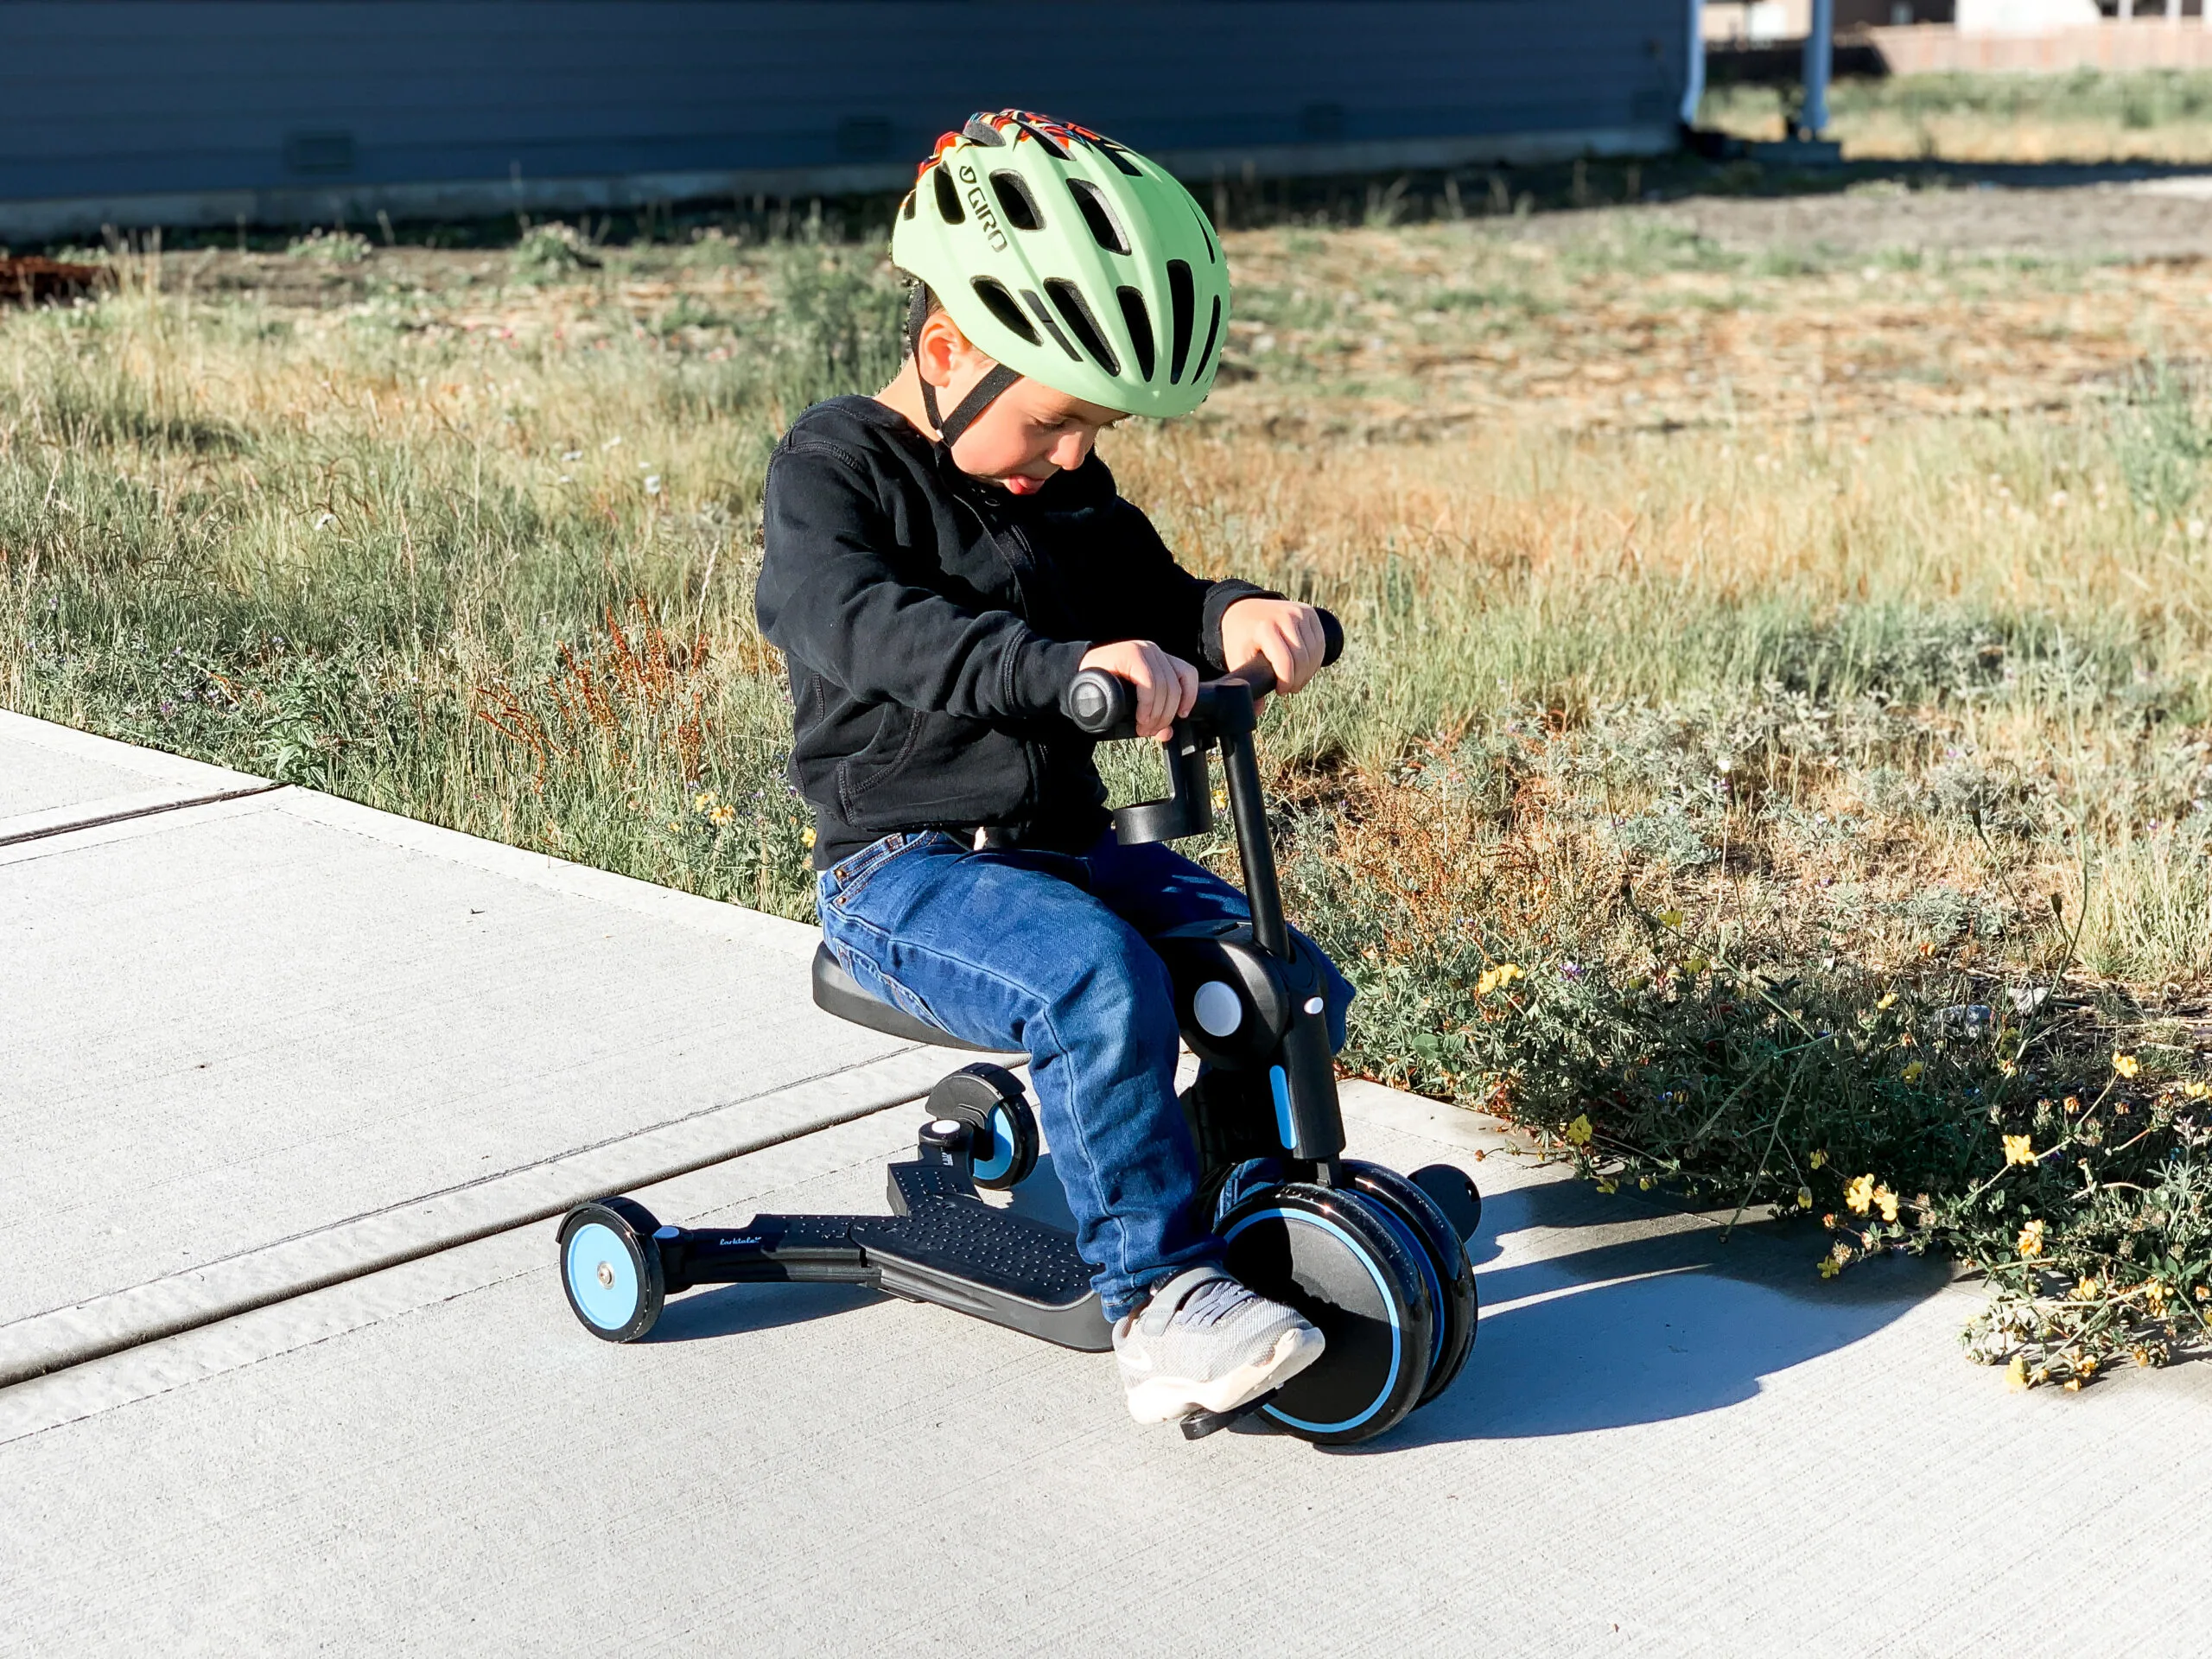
xmin=900 ymin=190 xmax=917 ymax=221
xmin=1011 ymin=116 xmax=1070 ymax=159
xmin=1195 ymin=296 xmax=1222 ymax=382
xmin=1020 ymin=289 xmax=1084 ymax=362
xmin=1116 ymin=288 xmax=1155 ymax=381
xmin=1044 ymin=279 xmax=1120 ymax=377
xmin=1165 ymin=261 xmax=1195 ymax=383
xmin=970 ymin=278 xmax=1039 ymax=346
xmin=990 ymin=171 xmax=1045 ymax=232
xmin=1066 ymin=179 xmax=1129 ymax=256
xmin=1189 ymin=198 xmax=1219 ymax=264
xmin=963 ymin=115 xmax=1008 ymax=148
xmin=932 ymin=165 xmax=964 ymax=225
xmin=1096 ymin=140 xmax=1143 ymax=178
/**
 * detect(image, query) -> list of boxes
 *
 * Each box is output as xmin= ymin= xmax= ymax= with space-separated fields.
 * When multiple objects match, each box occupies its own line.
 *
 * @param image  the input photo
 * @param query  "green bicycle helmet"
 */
xmin=890 ymin=110 xmax=1231 ymax=442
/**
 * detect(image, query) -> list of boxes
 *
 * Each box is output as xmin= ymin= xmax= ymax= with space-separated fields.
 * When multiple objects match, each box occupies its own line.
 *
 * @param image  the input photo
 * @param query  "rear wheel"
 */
xmin=926 ymin=1064 xmax=1038 ymax=1189
xmin=559 ymin=1197 xmax=665 ymax=1343
xmin=1218 ymin=1182 xmax=1433 ymax=1446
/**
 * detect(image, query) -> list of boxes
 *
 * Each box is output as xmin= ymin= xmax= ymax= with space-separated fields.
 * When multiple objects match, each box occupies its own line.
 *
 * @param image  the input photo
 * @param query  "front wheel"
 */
xmin=559 ymin=1197 xmax=666 ymax=1343
xmin=1344 ymin=1162 xmax=1478 ymax=1406
xmin=1218 ymin=1183 xmax=1434 ymax=1446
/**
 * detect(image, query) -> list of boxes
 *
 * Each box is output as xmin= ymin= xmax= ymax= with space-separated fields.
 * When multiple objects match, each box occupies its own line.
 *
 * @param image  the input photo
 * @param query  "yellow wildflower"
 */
xmin=1873 ymin=1185 xmax=1899 ymax=1224
xmin=1563 ymin=1114 xmax=1592 ymax=1147
xmin=1818 ymin=1255 xmax=1841 ymax=1280
xmin=2005 ymin=1356 xmax=2028 ymax=1390
xmin=1596 ymin=1178 xmax=1618 ymax=1195
xmin=1876 ymin=991 xmax=1898 ymax=1011
xmin=2018 ymin=1218 xmax=2045 ymax=1258
xmin=1796 ymin=1185 xmax=1814 ymax=1211
xmin=1638 ymin=1176 xmax=1654 ymax=1191
xmin=2072 ymin=1277 xmax=2099 ymax=1301
xmin=2113 ymin=1052 xmax=2140 ymax=1079
xmin=2063 ymin=1095 xmax=2081 ymax=1115
xmin=1845 ymin=1173 xmax=1876 ymax=1215
xmin=1475 ymin=963 xmax=1524 ymax=997
xmin=1657 ymin=909 xmax=1683 ymax=930
xmin=1682 ymin=953 xmax=1709 ymax=975
xmin=693 ymin=790 xmax=717 ymax=811
xmin=2003 ymin=1134 xmax=2035 ymax=1167
xmin=2185 ymin=1081 xmax=2209 ymax=1100
xmin=801 ymin=827 xmax=817 ymax=849
xmin=2063 ymin=1378 xmax=2082 ymax=1393
xmin=1902 ymin=1059 xmax=1925 ymax=1084
xmin=709 ymin=804 xmax=735 ymax=827
xmin=1808 ymin=1148 xmax=1828 ymax=1170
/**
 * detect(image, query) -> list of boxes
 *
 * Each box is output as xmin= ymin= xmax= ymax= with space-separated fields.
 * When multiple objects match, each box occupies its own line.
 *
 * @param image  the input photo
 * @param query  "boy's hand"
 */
xmin=1221 ymin=599 xmax=1327 ymax=697
xmin=1076 ymin=639 xmax=1198 ymax=741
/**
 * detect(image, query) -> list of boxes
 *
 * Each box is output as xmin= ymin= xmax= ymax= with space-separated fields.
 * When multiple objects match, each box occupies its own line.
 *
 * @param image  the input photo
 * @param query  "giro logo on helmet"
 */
xmin=956 ymin=164 xmax=1009 ymax=253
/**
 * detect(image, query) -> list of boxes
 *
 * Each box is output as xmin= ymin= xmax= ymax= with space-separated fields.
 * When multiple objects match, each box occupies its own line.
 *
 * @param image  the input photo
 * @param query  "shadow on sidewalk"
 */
xmin=1332 ymin=1175 xmax=1955 ymax=1452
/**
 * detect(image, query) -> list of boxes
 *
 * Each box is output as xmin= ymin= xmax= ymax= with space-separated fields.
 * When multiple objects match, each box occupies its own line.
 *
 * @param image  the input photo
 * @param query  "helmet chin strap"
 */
xmin=908 ymin=283 xmax=1023 ymax=457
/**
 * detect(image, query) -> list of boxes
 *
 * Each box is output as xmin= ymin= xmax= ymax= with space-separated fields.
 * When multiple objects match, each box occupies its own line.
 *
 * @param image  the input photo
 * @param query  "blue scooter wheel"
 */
xmin=1219 ymin=1183 xmax=1434 ymax=1446
xmin=558 ymin=1197 xmax=666 ymax=1343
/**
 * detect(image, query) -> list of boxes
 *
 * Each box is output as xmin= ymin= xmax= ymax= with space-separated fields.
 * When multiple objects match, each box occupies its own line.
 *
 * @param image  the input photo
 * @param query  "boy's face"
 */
xmin=922 ymin=312 xmax=1127 ymax=495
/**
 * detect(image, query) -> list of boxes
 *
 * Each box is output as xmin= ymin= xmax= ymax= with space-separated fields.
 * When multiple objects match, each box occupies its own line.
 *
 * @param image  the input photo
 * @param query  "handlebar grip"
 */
xmin=1060 ymin=607 xmax=1344 ymax=737
xmin=1064 ymin=667 xmax=1137 ymax=737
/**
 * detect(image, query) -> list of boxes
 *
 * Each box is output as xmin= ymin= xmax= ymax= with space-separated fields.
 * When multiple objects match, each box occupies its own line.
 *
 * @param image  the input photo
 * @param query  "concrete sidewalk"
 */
xmin=4 ymin=715 xmax=2210 ymax=1656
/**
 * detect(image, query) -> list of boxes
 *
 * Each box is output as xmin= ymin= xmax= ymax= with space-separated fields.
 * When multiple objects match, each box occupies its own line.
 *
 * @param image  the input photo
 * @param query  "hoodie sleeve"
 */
xmin=1084 ymin=493 xmax=1282 ymax=675
xmin=756 ymin=437 xmax=1091 ymax=721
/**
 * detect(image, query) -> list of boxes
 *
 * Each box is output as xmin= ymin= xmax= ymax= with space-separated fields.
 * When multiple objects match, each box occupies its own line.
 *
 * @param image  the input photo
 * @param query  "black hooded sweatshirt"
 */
xmin=756 ymin=396 xmax=1276 ymax=870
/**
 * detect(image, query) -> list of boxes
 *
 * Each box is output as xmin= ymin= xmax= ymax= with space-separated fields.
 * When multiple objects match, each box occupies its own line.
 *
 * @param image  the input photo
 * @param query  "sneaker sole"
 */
xmin=1122 ymin=1325 xmax=1327 ymax=1427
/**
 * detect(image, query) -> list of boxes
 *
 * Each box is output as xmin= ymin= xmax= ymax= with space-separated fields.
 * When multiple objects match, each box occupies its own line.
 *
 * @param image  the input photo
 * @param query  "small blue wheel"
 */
xmin=925 ymin=1064 xmax=1038 ymax=1190
xmin=968 ymin=1094 xmax=1039 ymax=1189
xmin=558 ymin=1197 xmax=665 ymax=1343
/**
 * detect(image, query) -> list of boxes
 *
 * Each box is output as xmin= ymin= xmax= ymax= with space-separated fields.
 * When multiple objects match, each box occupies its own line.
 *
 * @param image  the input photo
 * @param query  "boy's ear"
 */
xmin=916 ymin=308 xmax=981 ymax=389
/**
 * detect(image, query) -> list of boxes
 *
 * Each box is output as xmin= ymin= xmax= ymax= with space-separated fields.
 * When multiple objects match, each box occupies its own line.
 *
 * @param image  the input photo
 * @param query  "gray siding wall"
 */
xmin=0 ymin=2 xmax=1690 ymax=225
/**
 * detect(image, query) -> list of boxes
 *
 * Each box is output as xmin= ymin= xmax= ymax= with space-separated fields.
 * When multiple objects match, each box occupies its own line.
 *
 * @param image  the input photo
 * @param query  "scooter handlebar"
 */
xmin=1063 ymin=609 xmax=1342 ymax=738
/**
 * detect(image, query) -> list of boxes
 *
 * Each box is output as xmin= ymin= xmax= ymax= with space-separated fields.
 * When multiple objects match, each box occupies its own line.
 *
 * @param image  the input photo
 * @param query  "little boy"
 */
xmin=756 ymin=111 xmax=1352 ymax=1427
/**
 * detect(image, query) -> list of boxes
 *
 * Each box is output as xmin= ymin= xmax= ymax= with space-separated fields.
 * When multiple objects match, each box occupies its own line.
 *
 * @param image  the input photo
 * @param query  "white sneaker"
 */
xmin=1112 ymin=1267 xmax=1325 ymax=1425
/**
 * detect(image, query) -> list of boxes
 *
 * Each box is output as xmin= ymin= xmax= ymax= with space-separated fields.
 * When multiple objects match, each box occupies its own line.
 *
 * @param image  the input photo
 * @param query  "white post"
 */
xmin=1801 ymin=0 xmax=1834 ymax=138
xmin=1681 ymin=0 xmax=1707 ymax=126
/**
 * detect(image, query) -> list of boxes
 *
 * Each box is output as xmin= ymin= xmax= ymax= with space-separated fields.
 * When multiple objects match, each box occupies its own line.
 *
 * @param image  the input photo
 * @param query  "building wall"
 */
xmin=0 ymin=1 xmax=1694 ymax=238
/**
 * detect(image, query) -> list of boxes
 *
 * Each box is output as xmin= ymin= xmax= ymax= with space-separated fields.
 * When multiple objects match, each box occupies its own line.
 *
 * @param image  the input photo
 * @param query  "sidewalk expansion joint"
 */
xmin=0 ymin=780 xmax=285 ymax=848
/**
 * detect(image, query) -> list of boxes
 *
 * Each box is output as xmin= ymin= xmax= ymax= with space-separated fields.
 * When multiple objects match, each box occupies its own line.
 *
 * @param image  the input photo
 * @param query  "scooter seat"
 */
xmin=811 ymin=942 xmax=995 ymax=1052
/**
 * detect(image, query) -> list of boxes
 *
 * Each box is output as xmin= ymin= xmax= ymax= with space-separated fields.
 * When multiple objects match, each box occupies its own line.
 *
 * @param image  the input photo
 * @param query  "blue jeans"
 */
xmin=817 ymin=829 xmax=1353 ymax=1319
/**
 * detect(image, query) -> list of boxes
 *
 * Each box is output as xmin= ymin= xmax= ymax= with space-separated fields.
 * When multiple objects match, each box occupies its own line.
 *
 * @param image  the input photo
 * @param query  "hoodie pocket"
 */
xmin=834 ymin=705 xmax=926 ymax=823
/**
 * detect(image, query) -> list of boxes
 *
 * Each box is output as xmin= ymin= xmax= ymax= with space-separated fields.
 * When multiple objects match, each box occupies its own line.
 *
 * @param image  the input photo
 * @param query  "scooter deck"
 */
xmin=656 ymin=1156 xmax=1112 ymax=1353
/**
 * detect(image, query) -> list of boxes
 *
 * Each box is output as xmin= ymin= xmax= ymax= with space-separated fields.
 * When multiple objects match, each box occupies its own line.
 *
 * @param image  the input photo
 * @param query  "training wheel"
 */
xmin=558 ymin=1196 xmax=666 ymax=1343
